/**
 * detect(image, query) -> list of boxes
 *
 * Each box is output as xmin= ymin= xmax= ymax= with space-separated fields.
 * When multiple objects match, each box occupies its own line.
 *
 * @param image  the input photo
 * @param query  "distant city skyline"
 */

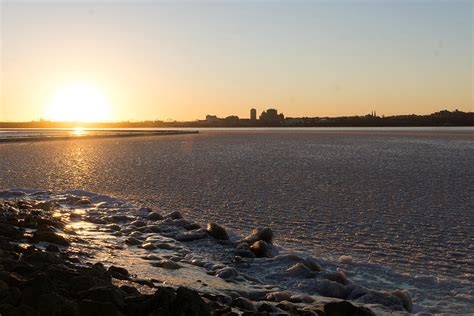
xmin=1 ymin=0 xmax=472 ymax=122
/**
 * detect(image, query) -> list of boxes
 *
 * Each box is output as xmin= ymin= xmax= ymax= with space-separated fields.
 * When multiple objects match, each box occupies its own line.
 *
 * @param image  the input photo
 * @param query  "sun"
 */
xmin=46 ymin=83 xmax=112 ymax=122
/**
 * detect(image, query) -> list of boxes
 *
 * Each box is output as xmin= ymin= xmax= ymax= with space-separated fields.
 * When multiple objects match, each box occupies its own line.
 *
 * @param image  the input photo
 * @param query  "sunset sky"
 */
xmin=0 ymin=0 xmax=472 ymax=122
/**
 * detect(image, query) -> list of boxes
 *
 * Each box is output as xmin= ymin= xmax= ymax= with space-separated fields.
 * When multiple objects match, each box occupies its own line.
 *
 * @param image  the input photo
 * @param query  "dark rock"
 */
xmin=119 ymin=285 xmax=140 ymax=296
xmin=250 ymin=240 xmax=269 ymax=257
xmin=171 ymin=287 xmax=210 ymax=316
xmin=108 ymin=266 xmax=129 ymax=280
xmin=0 ymin=223 xmax=21 ymax=238
xmin=322 ymin=271 xmax=350 ymax=285
xmin=235 ymin=249 xmax=256 ymax=258
xmin=316 ymin=279 xmax=347 ymax=299
xmin=206 ymin=223 xmax=229 ymax=240
xmin=147 ymin=212 xmax=163 ymax=221
xmin=70 ymin=276 xmax=98 ymax=294
xmin=46 ymin=244 xmax=60 ymax=252
xmin=215 ymin=267 xmax=238 ymax=279
xmin=287 ymin=263 xmax=316 ymax=278
xmin=232 ymin=297 xmax=257 ymax=312
xmin=78 ymin=299 xmax=122 ymax=316
xmin=245 ymin=227 xmax=273 ymax=244
xmin=167 ymin=211 xmax=182 ymax=220
xmin=32 ymin=230 xmax=69 ymax=246
xmin=392 ymin=289 xmax=413 ymax=312
xmin=37 ymin=293 xmax=79 ymax=316
xmin=324 ymin=301 xmax=374 ymax=316
xmin=77 ymin=286 xmax=126 ymax=309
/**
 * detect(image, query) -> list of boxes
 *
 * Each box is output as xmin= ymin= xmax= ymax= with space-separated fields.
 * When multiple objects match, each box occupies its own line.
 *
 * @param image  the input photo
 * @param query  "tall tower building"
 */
xmin=250 ymin=108 xmax=257 ymax=121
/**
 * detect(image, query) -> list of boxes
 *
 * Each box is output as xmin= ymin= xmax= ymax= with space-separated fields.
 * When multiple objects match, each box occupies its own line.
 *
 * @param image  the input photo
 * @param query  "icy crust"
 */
xmin=0 ymin=189 xmax=469 ymax=315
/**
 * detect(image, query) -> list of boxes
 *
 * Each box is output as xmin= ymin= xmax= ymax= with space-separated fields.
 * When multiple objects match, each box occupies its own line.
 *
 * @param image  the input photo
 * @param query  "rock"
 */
xmin=316 ymin=279 xmax=347 ymax=299
xmin=171 ymin=286 xmax=210 ymax=316
xmin=155 ymin=243 xmax=174 ymax=250
xmin=339 ymin=255 xmax=353 ymax=264
xmin=70 ymin=276 xmax=98 ymax=294
xmin=46 ymin=244 xmax=60 ymax=252
xmin=206 ymin=223 xmax=229 ymax=240
xmin=142 ymin=242 xmax=156 ymax=250
xmin=175 ymin=229 xmax=208 ymax=242
xmin=157 ymin=260 xmax=182 ymax=270
xmin=356 ymin=291 xmax=404 ymax=310
xmin=77 ymin=286 xmax=125 ymax=309
xmin=37 ymin=293 xmax=79 ymax=316
xmin=167 ymin=211 xmax=183 ymax=220
xmin=235 ymin=249 xmax=256 ymax=258
xmin=78 ymin=299 xmax=122 ymax=316
xmin=130 ymin=220 xmax=146 ymax=227
xmin=125 ymin=237 xmax=141 ymax=246
xmin=250 ymin=240 xmax=269 ymax=257
xmin=303 ymin=259 xmax=321 ymax=272
xmin=109 ymin=215 xmax=131 ymax=223
xmin=215 ymin=267 xmax=238 ymax=279
xmin=108 ymin=266 xmax=129 ymax=279
xmin=392 ymin=289 xmax=413 ymax=312
xmin=32 ymin=230 xmax=69 ymax=246
xmin=322 ymin=271 xmax=350 ymax=285
xmin=184 ymin=223 xmax=201 ymax=230
xmin=147 ymin=212 xmax=163 ymax=221
xmin=245 ymin=227 xmax=273 ymax=244
xmin=289 ymin=294 xmax=314 ymax=303
xmin=287 ymin=263 xmax=316 ymax=278
xmin=324 ymin=301 xmax=374 ymax=316
xmin=266 ymin=291 xmax=293 ymax=302
xmin=0 ymin=223 xmax=21 ymax=238
xmin=232 ymin=297 xmax=257 ymax=312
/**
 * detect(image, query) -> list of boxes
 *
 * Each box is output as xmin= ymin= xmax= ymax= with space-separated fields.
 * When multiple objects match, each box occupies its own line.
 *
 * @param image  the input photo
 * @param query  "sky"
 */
xmin=0 ymin=0 xmax=472 ymax=122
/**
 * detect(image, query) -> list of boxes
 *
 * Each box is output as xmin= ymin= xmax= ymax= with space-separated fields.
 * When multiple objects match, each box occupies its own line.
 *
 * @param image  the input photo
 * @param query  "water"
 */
xmin=0 ymin=127 xmax=473 ymax=313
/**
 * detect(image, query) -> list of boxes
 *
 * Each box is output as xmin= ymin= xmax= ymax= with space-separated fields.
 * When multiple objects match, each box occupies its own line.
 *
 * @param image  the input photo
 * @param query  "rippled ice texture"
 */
xmin=0 ymin=128 xmax=473 ymax=312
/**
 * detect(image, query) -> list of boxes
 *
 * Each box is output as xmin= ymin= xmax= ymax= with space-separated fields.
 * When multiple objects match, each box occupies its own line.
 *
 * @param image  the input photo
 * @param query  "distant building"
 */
xmin=250 ymin=108 xmax=257 ymax=121
xmin=206 ymin=115 xmax=220 ymax=123
xmin=259 ymin=108 xmax=284 ymax=123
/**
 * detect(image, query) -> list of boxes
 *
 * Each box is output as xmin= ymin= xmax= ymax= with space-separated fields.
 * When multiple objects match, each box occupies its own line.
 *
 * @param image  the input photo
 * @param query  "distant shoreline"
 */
xmin=0 ymin=130 xmax=198 ymax=143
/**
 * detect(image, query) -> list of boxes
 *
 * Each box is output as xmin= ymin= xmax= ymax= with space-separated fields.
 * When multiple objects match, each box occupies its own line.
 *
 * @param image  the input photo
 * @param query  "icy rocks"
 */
xmin=392 ymin=289 xmax=413 ymax=312
xmin=287 ymin=263 xmax=316 ymax=278
xmin=215 ymin=267 xmax=239 ymax=279
xmin=167 ymin=211 xmax=183 ymax=220
xmin=249 ymin=240 xmax=269 ymax=257
xmin=245 ymin=227 xmax=273 ymax=244
xmin=339 ymin=255 xmax=353 ymax=264
xmin=32 ymin=230 xmax=69 ymax=246
xmin=206 ymin=223 xmax=229 ymax=240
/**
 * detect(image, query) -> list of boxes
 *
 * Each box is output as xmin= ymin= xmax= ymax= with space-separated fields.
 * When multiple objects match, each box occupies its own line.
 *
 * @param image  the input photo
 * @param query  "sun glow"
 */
xmin=46 ymin=83 xmax=112 ymax=122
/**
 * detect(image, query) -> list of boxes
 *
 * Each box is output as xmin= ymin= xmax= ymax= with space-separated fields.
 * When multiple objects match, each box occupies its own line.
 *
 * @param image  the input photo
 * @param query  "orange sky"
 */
xmin=1 ymin=1 xmax=472 ymax=122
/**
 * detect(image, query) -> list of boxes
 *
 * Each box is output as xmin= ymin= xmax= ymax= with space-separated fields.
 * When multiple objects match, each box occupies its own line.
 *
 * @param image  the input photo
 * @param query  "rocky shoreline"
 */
xmin=0 ymin=190 xmax=416 ymax=315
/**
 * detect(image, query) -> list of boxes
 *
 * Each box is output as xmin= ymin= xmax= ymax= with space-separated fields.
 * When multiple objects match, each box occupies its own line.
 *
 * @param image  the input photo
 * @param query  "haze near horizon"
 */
xmin=0 ymin=0 xmax=472 ymax=122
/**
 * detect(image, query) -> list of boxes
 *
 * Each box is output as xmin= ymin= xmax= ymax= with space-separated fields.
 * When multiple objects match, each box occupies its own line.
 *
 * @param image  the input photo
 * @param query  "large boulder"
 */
xmin=245 ymin=227 xmax=273 ymax=244
xmin=171 ymin=287 xmax=210 ymax=316
xmin=32 ymin=230 xmax=69 ymax=246
xmin=250 ymin=240 xmax=269 ymax=257
xmin=206 ymin=223 xmax=229 ymax=240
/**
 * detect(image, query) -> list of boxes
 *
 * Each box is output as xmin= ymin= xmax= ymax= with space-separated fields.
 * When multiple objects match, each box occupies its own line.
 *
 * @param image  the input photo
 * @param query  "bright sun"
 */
xmin=46 ymin=83 xmax=112 ymax=122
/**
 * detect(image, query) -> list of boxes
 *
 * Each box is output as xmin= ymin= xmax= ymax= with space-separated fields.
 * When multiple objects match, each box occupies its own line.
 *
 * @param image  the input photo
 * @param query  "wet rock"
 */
xmin=70 ymin=276 xmax=99 ymax=294
xmin=339 ymin=255 xmax=353 ymax=264
xmin=356 ymin=291 xmax=404 ymax=310
xmin=109 ymin=215 xmax=131 ymax=223
xmin=232 ymin=297 xmax=257 ymax=312
xmin=250 ymin=240 xmax=269 ymax=257
xmin=125 ymin=237 xmax=141 ymax=246
xmin=32 ymin=230 xmax=69 ymax=246
xmin=77 ymin=286 xmax=126 ymax=309
xmin=215 ymin=267 xmax=238 ymax=279
xmin=108 ymin=266 xmax=129 ymax=280
xmin=322 ymin=271 xmax=350 ymax=285
xmin=155 ymin=243 xmax=174 ymax=250
xmin=37 ymin=293 xmax=79 ymax=316
xmin=46 ymin=244 xmax=60 ymax=252
xmin=287 ymin=263 xmax=316 ymax=278
xmin=167 ymin=211 xmax=183 ymax=220
xmin=206 ymin=223 xmax=229 ymax=240
xmin=324 ymin=300 xmax=374 ymax=316
xmin=289 ymin=294 xmax=314 ymax=303
xmin=147 ymin=212 xmax=163 ymax=221
xmin=392 ymin=289 xmax=413 ymax=312
xmin=235 ymin=249 xmax=256 ymax=258
xmin=172 ymin=286 xmax=210 ymax=316
xmin=142 ymin=242 xmax=156 ymax=250
xmin=0 ymin=223 xmax=21 ymax=238
xmin=265 ymin=291 xmax=293 ymax=302
xmin=303 ymin=259 xmax=321 ymax=272
xmin=184 ymin=223 xmax=201 ymax=230
xmin=156 ymin=260 xmax=182 ymax=270
xmin=130 ymin=220 xmax=146 ymax=227
xmin=176 ymin=229 xmax=208 ymax=242
xmin=78 ymin=299 xmax=122 ymax=316
xmin=316 ymin=279 xmax=347 ymax=299
xmin=245 ymin=227 xmax=273 ymax=244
